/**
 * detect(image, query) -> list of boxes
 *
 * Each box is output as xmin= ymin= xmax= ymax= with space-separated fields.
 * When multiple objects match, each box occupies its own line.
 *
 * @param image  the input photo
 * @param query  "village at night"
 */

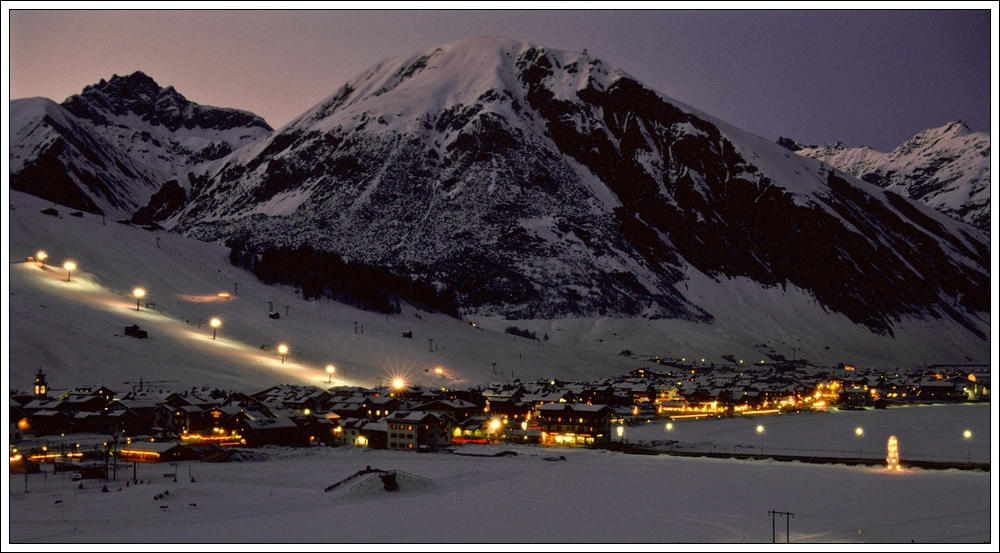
xmin=6 ymin=9 xmax=993 ymax=546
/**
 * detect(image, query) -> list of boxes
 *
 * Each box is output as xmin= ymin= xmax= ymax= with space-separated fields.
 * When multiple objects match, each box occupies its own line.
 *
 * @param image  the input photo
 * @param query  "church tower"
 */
xmin=34 ymin=370 xmax=48 ymax=399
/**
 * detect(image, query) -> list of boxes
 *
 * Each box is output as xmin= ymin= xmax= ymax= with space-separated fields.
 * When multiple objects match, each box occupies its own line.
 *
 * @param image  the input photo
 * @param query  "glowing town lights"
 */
xmin=886 ymin=435 xmax=901 ymax=470
xmin=63 ymin=261 xmax=76 ymax=281
xmin=616 ymin=426 xmax=625 ymax=441
xmin=326 ymin=364 xmax=335 ymax=383
xmin=521 ymin=421 xmax=528 ymax=431
xmin=210 ymin=318 xmax=221 ymax=339
xmin=36 ymin=251 xmax=48 ymax=267
xmin=278 ymin=344 xmax=288 ymax=363
xmin=134 ymin=288 xmax=146 ymax=310
xmin=490 ymin=419 xmax=502 ymax=432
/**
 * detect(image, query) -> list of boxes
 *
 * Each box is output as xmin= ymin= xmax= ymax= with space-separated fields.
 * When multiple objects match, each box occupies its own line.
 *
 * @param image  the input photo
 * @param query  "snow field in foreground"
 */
xmin=8 ymin=403 xmax=993 ymax=544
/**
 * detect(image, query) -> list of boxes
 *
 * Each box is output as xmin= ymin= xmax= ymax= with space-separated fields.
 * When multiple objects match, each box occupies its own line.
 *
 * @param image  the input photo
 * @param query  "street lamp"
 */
xmin=210 ymin=318 xmax=221 ymax=339
xmin=326 ymin=365 xmax=335 ymax=383
xmin=666 ymin=422 xmax=675 ymax=451
xmin=134 ymin=288 xmax=145 ymax=311
xmin=756 ymin=424 xmax=765 ymax=455
xmin=63 ymin=261 xmax=76 ymax=282
xmin=856 ymin=427 xmax=864 ymax=460
xmin=278 ymin=344 xmax=288 ymax=363
xmin=36 ymin=251 xmax=47 ymax=268
xmin=963 ymin=430 xmax=972 ymax=463
xmin=617 ymin=425 xmax=625 ymax=444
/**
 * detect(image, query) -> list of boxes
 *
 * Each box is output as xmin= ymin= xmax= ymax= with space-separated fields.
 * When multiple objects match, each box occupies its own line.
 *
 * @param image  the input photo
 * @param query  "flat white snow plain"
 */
xmin=7 ymin=404 xmax=994 ymax=545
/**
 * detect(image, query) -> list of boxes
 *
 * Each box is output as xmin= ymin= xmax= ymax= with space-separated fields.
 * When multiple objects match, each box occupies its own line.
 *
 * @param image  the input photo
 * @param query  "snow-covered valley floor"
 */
xmin=8 ymin=403 xmax=993 ymax=545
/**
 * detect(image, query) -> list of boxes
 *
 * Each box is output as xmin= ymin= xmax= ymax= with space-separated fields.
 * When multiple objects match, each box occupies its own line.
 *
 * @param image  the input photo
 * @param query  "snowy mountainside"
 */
xmin=6 ymin=190 xmax=988 ymax=396
xmin=784 ymin=122 xmax=991 ymax=231
xmin=9 ymin=71 xmax=273 ymax=220
xmin=157 ymin=37 xmax=988 ymax=339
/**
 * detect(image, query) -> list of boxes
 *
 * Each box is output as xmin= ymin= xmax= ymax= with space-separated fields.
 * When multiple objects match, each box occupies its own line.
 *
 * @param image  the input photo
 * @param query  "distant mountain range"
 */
xmin=779 ymin=121 xmax=990 ymax=232
xmin=10 ymin=71 xmax=272 ymax=219
xmin=8 ymin=37 xmax=989 ymax=342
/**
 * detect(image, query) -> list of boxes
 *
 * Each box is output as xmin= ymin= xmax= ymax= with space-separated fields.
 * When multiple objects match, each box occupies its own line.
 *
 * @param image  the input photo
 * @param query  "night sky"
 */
xmin=7 ymin=9 xmax=994 ymax=151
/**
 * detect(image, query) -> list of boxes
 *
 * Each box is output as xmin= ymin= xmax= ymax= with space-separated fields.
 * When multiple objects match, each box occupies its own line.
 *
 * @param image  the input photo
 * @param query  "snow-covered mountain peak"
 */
xmin=63 ymin=70 xmax=272 ymax=134
xmin=791 ymin=122 xmax=990 ymax=231
xmin=10 ymin=72 xmax=274 ymax=220
xmin=287 ymin=36 xmax=629 ymax=138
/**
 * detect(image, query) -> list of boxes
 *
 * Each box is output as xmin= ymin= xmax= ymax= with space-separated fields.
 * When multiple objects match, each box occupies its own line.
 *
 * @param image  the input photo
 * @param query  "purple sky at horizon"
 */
xmin=7 ymin=9 xmax=993 ymax=151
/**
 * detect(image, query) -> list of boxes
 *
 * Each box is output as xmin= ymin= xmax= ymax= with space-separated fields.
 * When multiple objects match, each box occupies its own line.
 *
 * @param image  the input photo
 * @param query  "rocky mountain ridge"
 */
xmin=10 ymin=71 xmax=273 ymax=219
xmin=781 ymin=121 xmax=990 ymax=231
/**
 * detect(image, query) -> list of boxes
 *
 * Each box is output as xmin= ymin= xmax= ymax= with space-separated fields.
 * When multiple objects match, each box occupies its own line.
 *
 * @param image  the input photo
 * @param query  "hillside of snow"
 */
xmin=6 ymin=190 xmax=989 ymax=398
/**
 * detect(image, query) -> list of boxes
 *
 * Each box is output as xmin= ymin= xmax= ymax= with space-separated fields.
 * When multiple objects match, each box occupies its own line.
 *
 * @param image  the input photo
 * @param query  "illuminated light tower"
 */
xmin=855 ymin=427 xmax=864 ymax=460
xmin=63 ymin=261 xmax=76 ymax=282
xmin=666 ymin=422 xmax=675 ymax=451
xmin=210 ymin=318 xmax=221 ymax=340
xmin=963 ymin=430 xmax=972 ymax=463
xmin=886 ymin=435 xmax=901 ymax=471
xmin=134 ymin=288 xmax=145 ymax=311
xmin=326 ymin=364 xmax=335 ymax=383
xmin=36 ymin=251 xmax=48 ymax=268
xmin=756 ymin=424 xmax=765 ymax=455
xmin=278 ymin=344 xmax=288 ymax=363
xmin=392 ymin=378 xmax=405 ymax=397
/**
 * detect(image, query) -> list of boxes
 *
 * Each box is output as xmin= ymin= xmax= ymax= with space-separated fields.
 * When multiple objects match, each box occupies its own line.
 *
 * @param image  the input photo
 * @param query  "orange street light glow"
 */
xmin=210 ymin=318 xmax=221 ymax=339
xmin=134 ymin=288 xmax=145 ymax=310
xmin=64 ymin=261 xmax=76 ymax=281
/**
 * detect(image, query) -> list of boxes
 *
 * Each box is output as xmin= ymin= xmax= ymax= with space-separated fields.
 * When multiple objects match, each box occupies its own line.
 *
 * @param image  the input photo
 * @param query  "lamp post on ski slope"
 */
xmin=210 ymin=318 xmax=221 ymax=340
xmin=134 ymin=288 xmax=145 ymax=311
xmin=64 ymin=261 xmax=76 ymax=282
xmin=327 ymin=365 xmax=335 ymax=383
xmin=278 ymin=344 xmax=288 ymax=363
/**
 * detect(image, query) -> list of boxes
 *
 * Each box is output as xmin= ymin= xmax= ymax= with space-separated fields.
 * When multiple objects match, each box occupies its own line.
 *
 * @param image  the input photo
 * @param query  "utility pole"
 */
xmin=768 ymin=510 xmax=794 ymax=543
xmin=234 ymin=282 xmax=238 ymax=296
xmin=428 ymin=339 xmax=434 ymax=352
xmin=354 ymin=321 xmax=359 ymax=334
